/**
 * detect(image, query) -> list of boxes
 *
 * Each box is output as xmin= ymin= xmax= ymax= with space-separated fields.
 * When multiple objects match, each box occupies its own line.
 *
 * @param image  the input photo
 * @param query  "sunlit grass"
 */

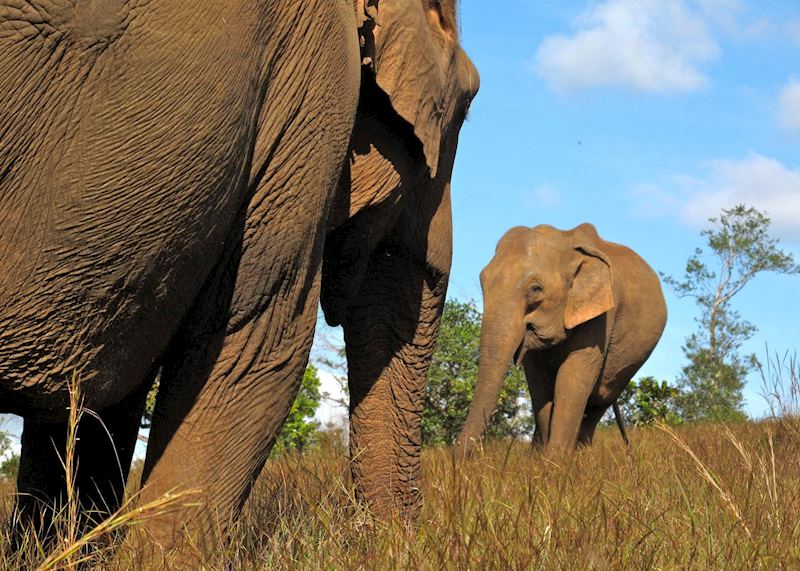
xmin=2 ymin=356 xmax=800 ymax=569
xmin=0 ymin=377 xmax=199 ymax=571
xmin=2 ymin=422 xmax=800 ymax=569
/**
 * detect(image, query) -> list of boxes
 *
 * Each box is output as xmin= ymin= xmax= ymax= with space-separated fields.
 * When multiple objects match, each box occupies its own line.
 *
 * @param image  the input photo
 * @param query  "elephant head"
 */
xmin=324 ymin=0 xmax=479 ymax=263
xmin=458 ymin=224 xmax=615 ymax=454
xmin=321 ymin=0 xmax=479 ymax=515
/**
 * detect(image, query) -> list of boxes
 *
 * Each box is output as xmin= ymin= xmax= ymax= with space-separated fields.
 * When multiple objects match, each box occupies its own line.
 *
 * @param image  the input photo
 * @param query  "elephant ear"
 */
xmin=564 ymin=246 xmax=615 ymax=330
xmin=359 ymin=0 xmax=450 ymax=178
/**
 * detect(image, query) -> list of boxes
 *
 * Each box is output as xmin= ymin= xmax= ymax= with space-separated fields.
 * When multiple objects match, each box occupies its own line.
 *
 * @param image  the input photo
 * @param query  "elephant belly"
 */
xmin=589 ymin=352 xmax=648 ymax=408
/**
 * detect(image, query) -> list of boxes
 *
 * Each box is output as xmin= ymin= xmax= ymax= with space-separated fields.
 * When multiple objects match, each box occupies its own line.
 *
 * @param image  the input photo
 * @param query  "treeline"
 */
xmin=0 ymin=205 xmax=796 ymax=471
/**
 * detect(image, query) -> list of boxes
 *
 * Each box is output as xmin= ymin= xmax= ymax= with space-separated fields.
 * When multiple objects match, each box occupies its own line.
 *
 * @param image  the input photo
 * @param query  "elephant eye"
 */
xmin=526 ymin=284 xmax=544 ymax=308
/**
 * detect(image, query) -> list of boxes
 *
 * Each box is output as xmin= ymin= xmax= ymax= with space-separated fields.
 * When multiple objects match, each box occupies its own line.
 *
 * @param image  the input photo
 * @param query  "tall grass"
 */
xmin=3 ymin=426 xmax=799 ymax=569
xmin=215 ymin=422 xmax=800 ymax=570
xmin=760 ymin=349 xmax=800 ymax=442
xmin=1 ymin=355 xmax=799 ymax=569
xmin=0 ymin=376 xmax=197 ymax=571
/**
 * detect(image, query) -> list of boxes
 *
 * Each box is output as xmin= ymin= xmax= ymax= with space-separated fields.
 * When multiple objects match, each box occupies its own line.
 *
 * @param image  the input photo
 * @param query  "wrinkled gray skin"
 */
xmin=0 ymin=0 xmax=478 ymax=558
xmin=458 ymin=224 xmax=666 ymax=454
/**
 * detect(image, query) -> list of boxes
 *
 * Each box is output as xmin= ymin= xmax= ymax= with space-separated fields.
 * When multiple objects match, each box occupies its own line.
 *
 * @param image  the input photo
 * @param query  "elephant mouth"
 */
xmin=514 ymin=331 xmax=538 ymax=366
xmin=518 ymin=327 xmax=559 ymax=361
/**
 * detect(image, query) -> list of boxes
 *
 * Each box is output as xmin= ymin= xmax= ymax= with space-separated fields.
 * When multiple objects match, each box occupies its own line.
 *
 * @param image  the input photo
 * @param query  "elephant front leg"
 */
xmin=134 ymin=154 xmax=336 ymax=559
xmin=522 ymin=353 xmax=555 ymax=448
xmin=577 ymin=405 xmax=611 ymax=446
xmin=134 ymin=252 xmax=322 ymax=560
xmin=342 ymin=248 xmax=447 ymax=519
xmin=548 ymin=326 xmax=605 ymax=452
xmin=344 ymin=261 xmax=446 ymax=518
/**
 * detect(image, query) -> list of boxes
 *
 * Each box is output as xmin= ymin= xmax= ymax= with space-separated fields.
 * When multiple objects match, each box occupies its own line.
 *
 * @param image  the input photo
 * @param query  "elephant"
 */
xmin=0 ymin=0 xmax=478 ymax=557
xmin=457 ymin=224 xmax=666 ymax=454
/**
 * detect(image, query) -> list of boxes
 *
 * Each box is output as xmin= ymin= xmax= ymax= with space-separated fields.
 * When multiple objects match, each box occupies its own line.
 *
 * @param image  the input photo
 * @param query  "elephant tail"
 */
xmin=613 ymin=402 xmax=629 ymax=446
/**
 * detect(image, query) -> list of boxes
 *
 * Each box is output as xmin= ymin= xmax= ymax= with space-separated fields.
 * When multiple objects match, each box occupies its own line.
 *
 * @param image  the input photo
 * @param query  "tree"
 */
xmin=663 ymin=205 xmax=800 ymax=422
xmin=617 ymin=377 xmax=682 ymax=426
xmin=273 ymin=365 xmax=323 ymax=454
xmin=141 ymin=377 xmax=159 ymax=429
xmin=1 ymin=453 xmax=19 ymax=481
xmin=423 ymin=299 xmax=532 ymax=446
xmin=0 ymin=429 xmax=19 ymax=481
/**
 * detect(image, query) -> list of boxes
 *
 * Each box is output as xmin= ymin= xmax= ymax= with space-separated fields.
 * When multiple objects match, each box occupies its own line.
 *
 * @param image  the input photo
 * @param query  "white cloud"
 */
xmin=681 ymin=155 xmax=800 ymax=239
xmin=633 ymin=154 xmax=800 ymax=241
xmin=315 ymin=369 xmax=348 ymax=427
xmin=695 ymin=0 xmax=744 ymax=31
xmin=787 ymin=20 xmax=800 ymax=46
xmin=526 ymin=183 xmax=562 ymax=209
xmin=630 ymin=183 xmax=679 ymax=217
xmin=778 ymin=78 xmax=800 ymax=133
xmin=535 ymin=0 xmax=721 ymax=93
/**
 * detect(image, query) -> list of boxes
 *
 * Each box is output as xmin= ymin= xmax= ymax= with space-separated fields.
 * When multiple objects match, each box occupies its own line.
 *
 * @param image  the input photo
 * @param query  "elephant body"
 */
xmin=1 ymin=0 xmax=360 ymax=418
xmin=0 ymin=0 xmax=477 ymax=557
xmin=458 ymin=224 xmax=666 ymax=453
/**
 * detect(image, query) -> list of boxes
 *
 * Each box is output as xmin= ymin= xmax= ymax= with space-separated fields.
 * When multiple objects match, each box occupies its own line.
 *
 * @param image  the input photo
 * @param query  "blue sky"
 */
xmin=440 ymin=0 xmax=800 ymax=417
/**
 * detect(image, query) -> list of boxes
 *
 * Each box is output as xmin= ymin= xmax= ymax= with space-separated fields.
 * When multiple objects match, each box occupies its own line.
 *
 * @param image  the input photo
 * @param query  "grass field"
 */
xmin=3 ymin=417 xmax=800 ymax=570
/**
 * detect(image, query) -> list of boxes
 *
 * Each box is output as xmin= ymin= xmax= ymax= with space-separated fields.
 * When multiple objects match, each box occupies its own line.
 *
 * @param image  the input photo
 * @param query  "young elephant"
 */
xmin=458 ymin=223 xmax=666 ymax=453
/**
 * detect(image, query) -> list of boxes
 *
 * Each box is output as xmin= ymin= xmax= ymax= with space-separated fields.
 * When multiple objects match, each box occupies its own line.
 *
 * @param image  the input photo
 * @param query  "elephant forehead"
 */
xmin=492 ymin=230 xmax=564 ymax=270
xmin=498 ymin=224 xmax=560 ymax=250
xmin=523 ymin=236 xmax=570 ymax=264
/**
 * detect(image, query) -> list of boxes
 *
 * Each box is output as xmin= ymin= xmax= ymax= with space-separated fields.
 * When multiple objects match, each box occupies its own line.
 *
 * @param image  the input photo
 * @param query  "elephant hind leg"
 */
xmin=11 ymin=384 xmax=148 ymax=549
xmin=577 ymin=405 xmax=610 ymax=447
xmin=12 ymin=419 xmax=65 ymax=550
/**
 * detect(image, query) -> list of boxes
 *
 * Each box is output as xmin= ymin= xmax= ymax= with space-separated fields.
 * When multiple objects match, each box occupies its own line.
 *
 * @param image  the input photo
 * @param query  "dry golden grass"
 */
xmin=2 ymin=421 xmax=800 ymax=569
xmin=0 ymin=378 xmax=199 ymax=571
xmin=220 ymin=421 xmax=800 ymax=570
xmin=5 ymin=356 xmax=800 ymax=571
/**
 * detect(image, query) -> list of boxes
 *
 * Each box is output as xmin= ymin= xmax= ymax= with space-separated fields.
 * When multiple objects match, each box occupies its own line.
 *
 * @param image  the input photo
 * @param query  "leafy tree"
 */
xmin=423 ymin=299 xmax=531 ymax=446
xmin=0 ymin=430 xmax=19 ymax=481
xmin=1 ymin=454 xmax=19 ymax=481
xmin=663 ymin=205 xmax=800 ymax=422
xmin=273 ymin=365 xmax=322 ymax=454
xmin=617 ymin=377 xmax=682 ymax=426
xmin=315 ymin=342 xmax=349 ymax=412
xmin=141 ymin=377 xmax=159 ymax=429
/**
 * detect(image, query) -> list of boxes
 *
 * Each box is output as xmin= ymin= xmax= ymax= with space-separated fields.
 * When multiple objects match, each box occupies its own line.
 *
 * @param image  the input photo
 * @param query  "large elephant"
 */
xmin=458 ymin=224 xmax=666 ymax=454
xmin=0 ymin=0 xmax=478 ymax=555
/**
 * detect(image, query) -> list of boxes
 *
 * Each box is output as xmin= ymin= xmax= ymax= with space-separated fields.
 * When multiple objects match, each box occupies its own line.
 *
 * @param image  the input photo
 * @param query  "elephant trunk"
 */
xmin=457 ymin=299 xmax=525 ymax=457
